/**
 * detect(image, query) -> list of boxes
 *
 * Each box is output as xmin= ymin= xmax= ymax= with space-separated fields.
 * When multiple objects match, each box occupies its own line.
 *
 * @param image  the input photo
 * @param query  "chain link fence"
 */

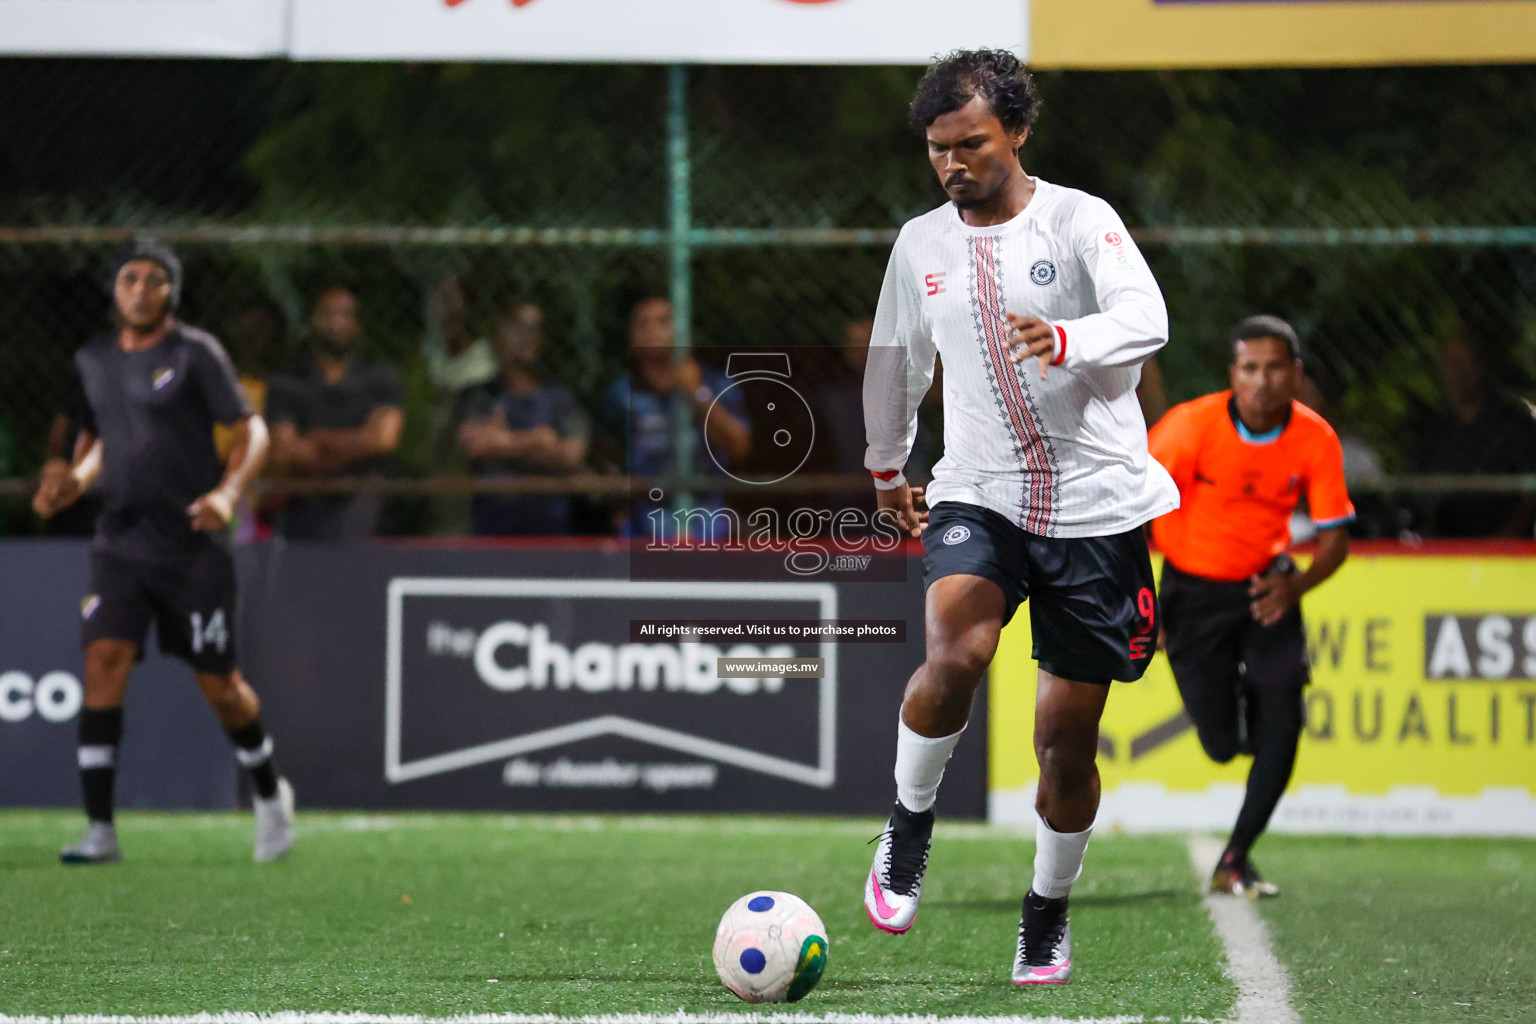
xmin=1 ymin=60 xmax=1533 ymax=537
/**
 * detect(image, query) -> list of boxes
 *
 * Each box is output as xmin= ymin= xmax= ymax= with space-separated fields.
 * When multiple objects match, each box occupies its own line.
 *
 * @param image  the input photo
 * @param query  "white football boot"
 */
xmin=864 ymin=802 xmax=933 ymax=934
xmin=253 ymin=777 xmax=296 ymax=862
xmin=60 ymin=821 xmax=121 ymax=865
xmin=1012 ymin=890 xmax=1072 ymax=985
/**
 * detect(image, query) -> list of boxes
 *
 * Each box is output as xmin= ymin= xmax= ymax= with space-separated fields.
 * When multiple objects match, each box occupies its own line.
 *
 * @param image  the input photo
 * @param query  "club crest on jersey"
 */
xmin=152 ymin=367 xmax=176 ymax=391
xmin=942 ymin=525 xmax=971 ymax=546
xmin=1029 ymin=260 xmax=1056 ymax=286
xmin=81 ymin=595 xmax=100 ymax=620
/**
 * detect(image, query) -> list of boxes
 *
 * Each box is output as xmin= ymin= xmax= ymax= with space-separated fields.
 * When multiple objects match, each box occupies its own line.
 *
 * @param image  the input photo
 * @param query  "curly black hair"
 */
xmin=1230 ymin=314 xmax=1302 ymax=362
xmin=909 ymin=49 xmax=1041 ymax=136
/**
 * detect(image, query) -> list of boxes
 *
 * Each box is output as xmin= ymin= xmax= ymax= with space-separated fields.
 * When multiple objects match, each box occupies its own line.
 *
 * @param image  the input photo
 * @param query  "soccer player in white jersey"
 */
xmin=861 ymin=51 xmax=1178 ymax=985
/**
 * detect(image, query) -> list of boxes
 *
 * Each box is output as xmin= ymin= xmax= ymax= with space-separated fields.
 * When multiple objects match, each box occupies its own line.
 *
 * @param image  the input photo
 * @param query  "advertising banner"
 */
xmin=0 ymin=542 xmax=237 ymax=811
xmin=1030 ymin=0 xmax=1536 ymax=68
xmin=989 ymin=553 xmax=1536 ymax=836
xmin=288 ymin=0 xmax=1029 ymax=65
xmin=0 ymin=0 xmax=285 ymax=57
xmin=236 ymin=543 xmax=986 ymax=816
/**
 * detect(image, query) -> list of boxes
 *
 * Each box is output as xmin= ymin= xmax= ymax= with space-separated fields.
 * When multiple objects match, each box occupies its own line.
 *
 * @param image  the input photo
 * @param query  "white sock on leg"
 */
xmin=1032 ymin=814 xmax=1093 ymax=899
xmin=893 ymin=718 xmax=965 ymax=813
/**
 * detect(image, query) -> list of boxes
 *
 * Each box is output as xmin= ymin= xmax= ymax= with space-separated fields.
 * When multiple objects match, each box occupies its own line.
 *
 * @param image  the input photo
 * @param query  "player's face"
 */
xmin=925 ymin=96 xmax=1028 ymax=210
xmin=1230 ymin=337 xmax=1301 ymax=421
xmin=114 ymin=260 xmax=173 ymax=329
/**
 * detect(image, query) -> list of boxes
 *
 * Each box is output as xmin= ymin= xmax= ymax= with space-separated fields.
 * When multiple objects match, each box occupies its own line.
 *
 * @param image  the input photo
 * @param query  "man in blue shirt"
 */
xmin=456 ymin=303 xmax=589 ymax=536
xmin=604 ymin=297 xmax=750 ymax=541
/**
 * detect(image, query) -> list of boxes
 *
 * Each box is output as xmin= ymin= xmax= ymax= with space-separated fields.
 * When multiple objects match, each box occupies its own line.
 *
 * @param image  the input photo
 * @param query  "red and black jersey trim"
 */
xmin=968 ymin=236 xmax=1060 ymax=535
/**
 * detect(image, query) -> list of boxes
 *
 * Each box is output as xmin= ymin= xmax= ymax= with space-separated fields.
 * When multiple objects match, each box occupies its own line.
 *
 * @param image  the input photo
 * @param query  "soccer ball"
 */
xmin=711 ymin=890 xmax=828 ymax=1003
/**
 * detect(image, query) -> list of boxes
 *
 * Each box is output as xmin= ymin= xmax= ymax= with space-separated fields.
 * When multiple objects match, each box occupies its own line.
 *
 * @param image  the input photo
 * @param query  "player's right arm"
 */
xmin=34 ymin=431 xmax=101 ymax=519
xmin=862 ymin=231 xmax=936 ymax=537
xmin=35 ymin=357 xmax=102 ymax=519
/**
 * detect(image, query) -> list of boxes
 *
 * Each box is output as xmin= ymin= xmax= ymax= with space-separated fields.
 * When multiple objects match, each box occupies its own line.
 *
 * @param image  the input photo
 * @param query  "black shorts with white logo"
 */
xmin=921 ymin=501 xmax=1158 ymax=685
xmin=80 ymin=544 xmax=239 ymax=674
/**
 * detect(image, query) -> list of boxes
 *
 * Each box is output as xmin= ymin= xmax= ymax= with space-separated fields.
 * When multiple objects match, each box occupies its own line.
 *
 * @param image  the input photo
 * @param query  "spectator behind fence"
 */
xmin=1293 ymin=375 xmax=1399 ymax=540
xmin=266 ymin=286 xmax=404 ymax=540
xmin=455 ymin=302 xmax=589 ymax=536
xmin=215 ymin=303 xmax=286 ymax=542
xmin=1412 ymin=331 xmax=1536 ymax=538
xmin=424 ymin=274 xmax=499 ymax=396
xmin=604 ymin=297 xmax=750 ymax=540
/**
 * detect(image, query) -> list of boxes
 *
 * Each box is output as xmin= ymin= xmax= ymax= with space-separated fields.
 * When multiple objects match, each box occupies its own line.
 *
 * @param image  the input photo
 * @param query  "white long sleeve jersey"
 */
xmin=863 ymin=178 xmax=1179 ymax=538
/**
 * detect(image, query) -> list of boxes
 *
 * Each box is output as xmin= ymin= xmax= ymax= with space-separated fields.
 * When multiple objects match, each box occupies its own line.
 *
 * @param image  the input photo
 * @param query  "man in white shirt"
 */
xmin=861 ymin=50 xmax=1177 ymax=986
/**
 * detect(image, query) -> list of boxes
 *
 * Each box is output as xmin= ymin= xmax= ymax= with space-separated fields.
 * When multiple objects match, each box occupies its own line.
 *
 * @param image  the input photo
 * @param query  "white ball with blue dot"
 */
xmin=711 ymin=890 xmax=828 ymax=1003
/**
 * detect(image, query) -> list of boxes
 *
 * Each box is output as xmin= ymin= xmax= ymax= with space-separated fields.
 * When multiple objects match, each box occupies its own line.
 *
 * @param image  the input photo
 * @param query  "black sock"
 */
xmin=79 ymin=707 xmax=124 ymax=824
xmin=226 ymin=718 xmax=279 ymax=799
xmin=1229 ymin=681 xmax=1305 ymax=855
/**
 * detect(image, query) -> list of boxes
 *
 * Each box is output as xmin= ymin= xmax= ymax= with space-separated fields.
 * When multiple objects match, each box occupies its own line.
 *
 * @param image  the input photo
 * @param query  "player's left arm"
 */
xmin=190 ymin=414 xmax=270 ymax=531
xmin=1249 ymin=425 xmax=1355 ymax=625
xmin=1249 ymin=526 xmax=1348 ymax=627
xmin=187 ymin=336 xmax=265 ymax=530
xmin=1008 ymin=198 xmax=1167 ymax=377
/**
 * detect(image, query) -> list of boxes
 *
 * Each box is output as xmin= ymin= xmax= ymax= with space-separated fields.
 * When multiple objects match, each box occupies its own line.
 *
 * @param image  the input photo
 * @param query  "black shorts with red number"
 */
xmin=80 ymin=543 xmax=239 ymax=674
xmin=921 ymin=501 xmax=1158 ymax=685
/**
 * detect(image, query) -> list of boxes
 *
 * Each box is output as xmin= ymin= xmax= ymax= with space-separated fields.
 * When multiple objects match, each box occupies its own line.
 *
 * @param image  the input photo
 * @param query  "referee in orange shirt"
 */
xmin=1149 ymin=315 xmax=1352 ymax=897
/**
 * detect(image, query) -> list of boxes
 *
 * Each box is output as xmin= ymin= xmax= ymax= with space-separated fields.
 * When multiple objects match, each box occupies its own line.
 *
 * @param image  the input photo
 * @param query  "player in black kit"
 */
xmin=33 ymin=240 xmax=295 ymax=864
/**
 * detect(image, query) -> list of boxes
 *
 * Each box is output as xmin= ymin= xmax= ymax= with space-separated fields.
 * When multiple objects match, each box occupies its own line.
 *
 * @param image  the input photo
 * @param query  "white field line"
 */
xmin=1187 ymin=835 xmax=1300 ymax=1024
xmin=0 ymin=813 xmax=1033 ymax=843
xmin=0 ymin=1016 xmax=1217 ymax=1024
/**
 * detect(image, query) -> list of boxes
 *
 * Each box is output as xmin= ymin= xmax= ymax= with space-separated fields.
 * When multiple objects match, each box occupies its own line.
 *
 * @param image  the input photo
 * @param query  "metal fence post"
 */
xmin=668 ymin=63 xmax=695 ymax=509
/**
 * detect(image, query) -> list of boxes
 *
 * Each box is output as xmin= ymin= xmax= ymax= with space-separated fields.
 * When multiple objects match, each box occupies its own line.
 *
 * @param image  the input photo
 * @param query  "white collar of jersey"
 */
xmin=949 ymin=176 xmax=1049 ymax=236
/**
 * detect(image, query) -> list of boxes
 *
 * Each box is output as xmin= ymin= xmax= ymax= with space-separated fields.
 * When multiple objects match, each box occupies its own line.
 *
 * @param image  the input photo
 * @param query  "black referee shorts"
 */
xmin=921 ymin=501 xmax=1159 ymax=685
xmin=1159 ymin=560 xmax=1309 ymax=761
xmin=80 ymin=544 xmax=239 ymax=675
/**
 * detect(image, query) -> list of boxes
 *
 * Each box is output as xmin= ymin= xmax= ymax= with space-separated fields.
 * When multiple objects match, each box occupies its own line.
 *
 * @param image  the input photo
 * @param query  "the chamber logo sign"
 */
xmin=386 ymin=577 xmax=837 ymax=788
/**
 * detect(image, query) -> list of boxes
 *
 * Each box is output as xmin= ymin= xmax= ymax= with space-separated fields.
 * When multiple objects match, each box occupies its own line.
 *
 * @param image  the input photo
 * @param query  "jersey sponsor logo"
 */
xmin=942 ymin=524 xmax=971 ymax=546
xmin=924 ymin=272 xmax=947 ymax=297
xmin=80 ymin=595 xmax=100 ymax=620
xmin=152 ymin=367 xmax=176 ymax=391
xmin=1029 ymin=260 xmax=1056 ymax=286
xmin=1101 ymin=231 xmax=1130 ymax=267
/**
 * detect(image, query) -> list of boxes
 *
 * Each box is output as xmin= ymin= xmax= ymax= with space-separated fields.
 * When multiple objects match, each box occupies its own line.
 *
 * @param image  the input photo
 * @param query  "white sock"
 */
xmin=893 ymin=719 xmax=965 ymax=813
xmin=1032 ymin=815 xmax=1093 ymax=899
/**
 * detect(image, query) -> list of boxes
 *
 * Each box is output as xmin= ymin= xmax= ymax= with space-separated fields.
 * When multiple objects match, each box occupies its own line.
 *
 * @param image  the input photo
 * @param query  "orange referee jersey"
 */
xmin=1149 ymin=391 xmax=1354 ymax=582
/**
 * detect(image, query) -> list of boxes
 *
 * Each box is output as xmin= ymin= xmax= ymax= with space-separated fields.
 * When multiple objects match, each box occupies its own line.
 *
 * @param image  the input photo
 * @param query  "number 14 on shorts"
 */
xmin=190 ymin=609 xmax=229 ymax=654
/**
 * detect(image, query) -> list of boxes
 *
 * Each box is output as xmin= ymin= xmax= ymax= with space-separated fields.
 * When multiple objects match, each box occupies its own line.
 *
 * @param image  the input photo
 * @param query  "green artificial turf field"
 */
xmin=1256 ymin=835 xmax=1536 ymax=1024
xmin=0 ymin=811 xmax=1531 ymax=1022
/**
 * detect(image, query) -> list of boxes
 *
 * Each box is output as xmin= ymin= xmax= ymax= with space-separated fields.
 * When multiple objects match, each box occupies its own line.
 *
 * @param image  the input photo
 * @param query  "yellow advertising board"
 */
xmin=1029 ymin=0 xmax=1536 ymax=69
xmin=989 ymin=553 xmax=1536 ymax=835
